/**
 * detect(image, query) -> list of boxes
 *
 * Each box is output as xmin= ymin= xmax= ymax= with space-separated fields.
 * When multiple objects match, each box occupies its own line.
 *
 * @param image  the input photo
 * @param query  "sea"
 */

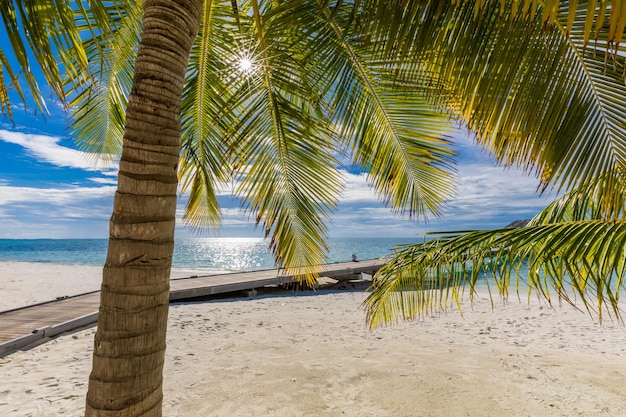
xmin=2 ymin=238 xmax=619 ymax=301
xmin=0 ymin=237 xmax=421 ymax=273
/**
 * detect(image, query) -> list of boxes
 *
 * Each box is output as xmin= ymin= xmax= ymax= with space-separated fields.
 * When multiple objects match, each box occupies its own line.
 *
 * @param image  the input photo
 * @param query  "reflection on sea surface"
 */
xmin=0 ymin=237 xmax=421 ymax=273
xmin=175 ymin=238 xmax=272 ymax=272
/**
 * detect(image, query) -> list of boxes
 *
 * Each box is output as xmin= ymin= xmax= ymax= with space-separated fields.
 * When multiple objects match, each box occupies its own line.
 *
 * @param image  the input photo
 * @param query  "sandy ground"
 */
xmin=1 ymin=262 xmax=626 ymax=416
xmin=0 ymin=261 xmax=201 ymax=311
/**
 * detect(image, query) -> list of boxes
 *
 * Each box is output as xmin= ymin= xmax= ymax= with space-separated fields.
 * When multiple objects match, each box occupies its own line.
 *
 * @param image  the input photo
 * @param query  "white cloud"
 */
xmin=338 ymin=162 xmax=551 ymax=218
xmin=0 ymin=184 xmax=115 ymax=238
xmin=0 ymin=184 xmax=115 ymax=206
xmin=328 ymin=161 xmax=553 ymax=236
xmin=0 ymin=137 xmax=553 ymax=239
xmin=339 ymin=172 xmax=380 ymax=204
xmin=450 ymin=164 xmax=551 ymax=211
xmin=0 ymin=129 xmax=118 ymax=173
xmin=174 ymin=161 xmax=553 ymax=238
xmin=0 ymin=217 xmax=110 ymax=239
xmin=89 ymin=177 xmax=118 ymax=185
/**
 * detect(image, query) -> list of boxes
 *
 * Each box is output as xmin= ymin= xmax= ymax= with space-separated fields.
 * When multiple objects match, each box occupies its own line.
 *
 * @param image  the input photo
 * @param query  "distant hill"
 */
xmin=505 ymin=219 xmax=530 ymax=228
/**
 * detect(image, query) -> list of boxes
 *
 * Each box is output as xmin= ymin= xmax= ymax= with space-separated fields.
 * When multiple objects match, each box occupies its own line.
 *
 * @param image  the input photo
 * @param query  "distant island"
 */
xmin=505 ymin=219 xmax=531 ymax=228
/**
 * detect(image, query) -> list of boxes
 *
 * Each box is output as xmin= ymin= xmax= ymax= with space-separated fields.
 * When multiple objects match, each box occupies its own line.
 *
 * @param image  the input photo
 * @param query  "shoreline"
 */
xmin=2 ymin=263 xmax=626 ymax=416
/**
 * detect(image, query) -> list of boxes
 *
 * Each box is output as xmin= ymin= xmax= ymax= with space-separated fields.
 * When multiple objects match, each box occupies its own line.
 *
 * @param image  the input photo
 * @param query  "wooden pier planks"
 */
xmin=0 ymin=259 xmax=385 ymax=356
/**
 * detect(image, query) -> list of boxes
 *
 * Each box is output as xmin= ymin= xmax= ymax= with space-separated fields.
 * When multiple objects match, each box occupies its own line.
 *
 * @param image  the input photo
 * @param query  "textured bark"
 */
xmin=85 ymin=1 xmax=203 ymax=416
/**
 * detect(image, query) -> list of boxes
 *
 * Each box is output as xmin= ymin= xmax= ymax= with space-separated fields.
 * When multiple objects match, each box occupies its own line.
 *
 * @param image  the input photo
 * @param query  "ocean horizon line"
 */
xmin=0 ymin=237 xmax=420 ymax=272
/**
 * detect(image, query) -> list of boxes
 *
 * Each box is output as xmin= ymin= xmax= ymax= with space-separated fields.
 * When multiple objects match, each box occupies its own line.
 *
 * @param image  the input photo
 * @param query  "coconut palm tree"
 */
xmin=2 ymin=1 xmax=624 ymax=416
xmin=4 ymin=1 xmax=454 ymax=415
xmin=74 ymin=5 xmax=459 ymax=412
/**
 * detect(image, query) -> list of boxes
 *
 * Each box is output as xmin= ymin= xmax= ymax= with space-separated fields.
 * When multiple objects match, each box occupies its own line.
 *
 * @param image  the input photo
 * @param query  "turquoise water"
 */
xmin=0 ymin=238 xmax=420 ymax=273
xmin=2 ymin=238 xmax=621 ymax=298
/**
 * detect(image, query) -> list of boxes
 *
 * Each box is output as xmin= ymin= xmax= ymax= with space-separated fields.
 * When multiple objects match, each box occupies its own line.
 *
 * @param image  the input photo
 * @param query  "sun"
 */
xmin=239 ymin=58 xmax=253 ymax=72
xmin=227 ymin=38 xmax=259 ymax=78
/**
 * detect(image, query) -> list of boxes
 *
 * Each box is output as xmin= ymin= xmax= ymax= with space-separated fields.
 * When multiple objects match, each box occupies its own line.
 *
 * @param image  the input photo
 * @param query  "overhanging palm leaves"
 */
xmin=0 ymin=1 xmax=130 ymax=118
xmin=360 ymin=1 xmax=626 ymax=326
xmin=358 ymin=1 xmax=626 ymax=194
xmin=366 ymin=165 xmax=626 ymax=328
xmin=6 ymin=1 xmax=626 ymax=291
xmin=67 ymin=0 xmax=458 ymax=281
xmin=66 ymin=1 xmax=142 ymax=158
xmin=365 ymin=219 xmax=626 ymax=327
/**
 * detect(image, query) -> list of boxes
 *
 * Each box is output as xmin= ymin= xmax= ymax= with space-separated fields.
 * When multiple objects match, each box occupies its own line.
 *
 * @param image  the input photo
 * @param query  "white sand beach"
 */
xmin=0 ymin=261 xmax=199 ymax=311
xmin=2 ymin=262 xmax=626 ymax=416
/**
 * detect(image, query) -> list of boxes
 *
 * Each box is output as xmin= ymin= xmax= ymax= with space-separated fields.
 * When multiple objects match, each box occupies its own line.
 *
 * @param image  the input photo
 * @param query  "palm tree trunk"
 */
xmin=85 ymin=1 xmax=202 ymax=416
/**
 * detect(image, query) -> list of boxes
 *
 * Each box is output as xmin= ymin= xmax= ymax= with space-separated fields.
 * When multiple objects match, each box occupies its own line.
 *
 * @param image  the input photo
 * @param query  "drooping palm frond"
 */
xmin=66 ymin=1 xmax=142 ymax=159
xmin=365 ymin=165 xmax=626 ymax=327
xmin=365 ymin=154 xmax=626 ymax=327
xmin=66 ymin=0 xmax=232 ymax=223
xmin=63 ymin=0 xmax=457 ymax=280
xmin=179 ymin=1 xmax=242 ymax=232
xmin=365 ymin=218 xmax=626 ymax=327
xmin=0 ymin=0 xmax=130 ymax=118
xmin=360 ymin=1 xmax=626 ymax=327
xmin=529 ymin=164 xmax=626 ymax=224
xmin=357 ymin=1 xmax=626 ymax=203
xmin=367 ymin=1 xmax=625 ymax=73
xmin=61 ymin=0 xmax=626 ymax=289
xmin=177 ymin=0 xmax=458 ymax=281
xmin=459 ymin=0 xmax=626 ymax=55
xmin=223 ymin=0 xmax=344 ymax=281
xmin=309 ymin=0 xmax=457 ymax=219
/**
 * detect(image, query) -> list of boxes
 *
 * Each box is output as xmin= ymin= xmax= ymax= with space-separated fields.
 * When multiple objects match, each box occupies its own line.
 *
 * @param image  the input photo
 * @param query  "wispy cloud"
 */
xmin=88 ymin=177 xmax=118 ymax=185
xmin=0 ymin=129 xmax=117 ymax=173
xmin=339 ymin=172 xmax=379 ymax=204
xmin=176 ymin=162 xmax=553 ymax=238
xmin=449 ymin=163 xmax=551 ymax=216
xmin=0 ymin=124 xmax=555 ymax=239
xmin=0 ymin=184 xmax=115 ymax=206
xmin=0 ymin=184 xmax=115 ymax=238
xmin=329 ymin=162 xmax=552 ymax=236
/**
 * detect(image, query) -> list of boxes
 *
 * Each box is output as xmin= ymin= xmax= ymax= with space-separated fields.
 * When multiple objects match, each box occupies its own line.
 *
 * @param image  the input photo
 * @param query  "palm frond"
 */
xmin=0 ymin=46 xmax=27 ymax=118
xmin=0 ymin=0 xmax=130 ymax=118
xmin=218 ymin=0 xmax=345 ymax=282
xmin=356 ymin=1 xmax=626 ymax=203
xmin=221 ymin=0 xmax=459 ymax=279
xmin=365 ymin=218 xmax=626 ymax=327
xmin=530 ymin=164 xmax=626 ymax=224
xmin=311 ymin=0 xmax=457 ymax=219
xmin=66 ymin=1 xmax=142 ymax=159
xmin=372 ymin=1 xmax=625 ymax=64
xmin=0 ymin=0 xmax=68 ymax=115
xmin=178 ymin=1 xmax=243 ymax=231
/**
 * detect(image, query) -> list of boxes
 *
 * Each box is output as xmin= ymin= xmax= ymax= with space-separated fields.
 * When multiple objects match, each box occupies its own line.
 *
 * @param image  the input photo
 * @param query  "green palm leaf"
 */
xmin=0 ymin=0 xmax=130 ymax=118
xmin=365 ymin=219 xmax=626 ymax=327
xmin=361 ymin=1 xmax=626 ymax=328
xmin=365 ymin=157 xmax=626 ymax=327
xmin=55 ymin=1 xmax=626 ymax=291
xmin=358 ymin=1 xmax=626 ymax=200
xmin=310 ymin=0 xmax=456 ymax=218
xmin=179 ymin=1 xmax=244 ymax=231
xmin=530 ymin=164 xmax=626 ymax=224
xmin=66 ymin=1 xmax=141 ymax=159
xmin=224 ymin=0 xmax=343 ymax=281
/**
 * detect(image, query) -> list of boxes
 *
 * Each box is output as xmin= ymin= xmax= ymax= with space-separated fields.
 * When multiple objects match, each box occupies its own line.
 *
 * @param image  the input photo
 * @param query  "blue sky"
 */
xmin=0 ymin=96 xmax=554 ymax=239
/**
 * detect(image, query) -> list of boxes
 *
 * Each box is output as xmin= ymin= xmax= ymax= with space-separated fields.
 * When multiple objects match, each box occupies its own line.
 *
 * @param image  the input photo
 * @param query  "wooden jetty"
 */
xmin=0 ymin=259 xmax=385 ymax=357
